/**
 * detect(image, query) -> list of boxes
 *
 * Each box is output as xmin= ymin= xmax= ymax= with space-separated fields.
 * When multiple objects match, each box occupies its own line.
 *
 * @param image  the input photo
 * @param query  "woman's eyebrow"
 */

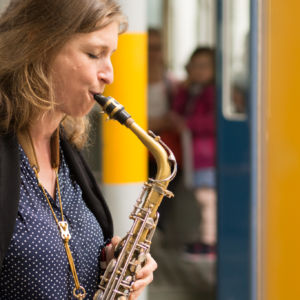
xmin=86 ymin=43 xmax=114 ymax=52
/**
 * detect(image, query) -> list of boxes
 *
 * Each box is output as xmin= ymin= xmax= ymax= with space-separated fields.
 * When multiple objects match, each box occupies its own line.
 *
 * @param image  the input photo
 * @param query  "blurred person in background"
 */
xmin=147 ymin=28 xmax=180 ymax=232
xmin=147 ymin=28 xmax=178 ymax=134
xmin=170 ymin=47 xmax=217 ymax=258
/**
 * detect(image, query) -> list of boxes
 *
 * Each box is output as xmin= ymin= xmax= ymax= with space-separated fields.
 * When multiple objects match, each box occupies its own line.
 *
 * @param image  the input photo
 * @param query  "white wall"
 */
xmin=147 ymin=0 xmax=163 ymax=28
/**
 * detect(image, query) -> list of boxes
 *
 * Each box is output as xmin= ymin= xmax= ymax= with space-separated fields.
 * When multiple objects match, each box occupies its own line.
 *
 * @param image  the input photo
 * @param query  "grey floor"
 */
xmin=148 ymin=176 xmax=216 ymax=300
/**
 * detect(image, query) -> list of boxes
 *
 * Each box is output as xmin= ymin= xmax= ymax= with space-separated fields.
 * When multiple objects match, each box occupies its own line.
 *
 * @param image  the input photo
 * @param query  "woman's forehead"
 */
xmin=62 ymin=21 xmax=119 ymax=50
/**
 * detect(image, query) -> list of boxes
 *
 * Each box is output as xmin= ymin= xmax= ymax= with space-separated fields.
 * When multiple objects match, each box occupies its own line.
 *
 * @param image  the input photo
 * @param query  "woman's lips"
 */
xmin=90 ymin=91 xmax=102 ymax=96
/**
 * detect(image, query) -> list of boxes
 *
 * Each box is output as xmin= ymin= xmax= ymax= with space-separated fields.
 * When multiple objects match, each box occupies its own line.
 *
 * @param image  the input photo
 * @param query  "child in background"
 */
xmin=170 ymin=47 xmax=217 ymax=258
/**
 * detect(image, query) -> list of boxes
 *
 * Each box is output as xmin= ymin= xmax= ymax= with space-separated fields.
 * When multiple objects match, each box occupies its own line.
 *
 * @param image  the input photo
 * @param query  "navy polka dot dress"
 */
xmin=0 ymin=144 xmax=105 ymax=299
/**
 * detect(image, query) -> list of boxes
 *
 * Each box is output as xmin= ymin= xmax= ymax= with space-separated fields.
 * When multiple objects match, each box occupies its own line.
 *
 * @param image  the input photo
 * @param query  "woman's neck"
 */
xmin=27 ymin=112 xmax=63 ymax=197
xmin=30 ymin=112 xmax=62 ymax=141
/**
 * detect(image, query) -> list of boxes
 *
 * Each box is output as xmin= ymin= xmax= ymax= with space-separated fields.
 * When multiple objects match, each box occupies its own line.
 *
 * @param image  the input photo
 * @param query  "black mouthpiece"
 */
xmin=94 ymin=94 xmax=108 ymax=107
xmin=94 ymin=94 xmax=131 ymax=125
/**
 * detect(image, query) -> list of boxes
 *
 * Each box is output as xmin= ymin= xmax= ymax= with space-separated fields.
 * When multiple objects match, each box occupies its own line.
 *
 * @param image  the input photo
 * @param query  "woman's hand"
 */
xmin=105 ymin=236 xmax=158 ymax=299
xmin=129 ymin=253 xmax=157 ymax=299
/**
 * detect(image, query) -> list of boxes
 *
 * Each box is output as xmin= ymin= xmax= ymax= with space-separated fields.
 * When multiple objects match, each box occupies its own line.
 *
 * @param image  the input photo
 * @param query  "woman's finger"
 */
xmin=135 ymin=253 xmax=158 ymax=279
xmin=130 ymin=253 xmax=157 ymax=296
xmin=105 ymin=236 xmax=121 ymax=263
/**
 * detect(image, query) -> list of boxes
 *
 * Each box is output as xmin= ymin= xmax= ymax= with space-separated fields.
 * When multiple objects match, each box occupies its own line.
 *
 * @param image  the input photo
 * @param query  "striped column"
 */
xmin=101 ymin=4 xmax=148 ymax=299
xmin=102 ymin=0 xmax=147 ymax=237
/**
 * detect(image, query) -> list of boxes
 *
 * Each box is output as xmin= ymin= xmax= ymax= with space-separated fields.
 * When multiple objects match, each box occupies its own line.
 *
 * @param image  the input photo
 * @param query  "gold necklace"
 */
xmin=18 ymin=129 xmax=86 ymax=300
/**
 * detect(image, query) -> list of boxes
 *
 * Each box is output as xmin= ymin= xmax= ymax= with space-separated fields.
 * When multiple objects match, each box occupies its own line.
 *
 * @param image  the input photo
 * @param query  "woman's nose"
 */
xmin=98 ymin=60 xmax=114 ymax=85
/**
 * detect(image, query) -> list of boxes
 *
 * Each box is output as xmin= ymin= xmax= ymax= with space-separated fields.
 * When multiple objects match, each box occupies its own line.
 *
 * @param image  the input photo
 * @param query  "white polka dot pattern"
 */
xmin=0 ymin=144 xmax=105 ymax=299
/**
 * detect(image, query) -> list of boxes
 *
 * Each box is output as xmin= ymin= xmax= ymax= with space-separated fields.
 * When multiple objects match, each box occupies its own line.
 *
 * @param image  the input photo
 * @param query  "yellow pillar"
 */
xmin=102 ymin=33 xmax=148 ymax=184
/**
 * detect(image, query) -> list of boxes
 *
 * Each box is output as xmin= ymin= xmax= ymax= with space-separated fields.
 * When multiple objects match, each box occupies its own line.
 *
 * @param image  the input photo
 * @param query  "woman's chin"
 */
xmin=68 ymin=104 xmax=95 ymax=118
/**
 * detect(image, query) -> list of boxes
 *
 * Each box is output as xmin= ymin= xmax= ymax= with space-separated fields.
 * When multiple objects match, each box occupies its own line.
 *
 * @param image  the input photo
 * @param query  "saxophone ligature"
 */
xmin=93 ymin=94 xmax=177 ymax=300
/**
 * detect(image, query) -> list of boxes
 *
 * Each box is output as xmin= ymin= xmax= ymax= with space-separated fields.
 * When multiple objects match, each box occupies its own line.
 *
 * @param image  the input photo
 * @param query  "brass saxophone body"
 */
xmin=93 ymin=95 xmax=177 ymax=300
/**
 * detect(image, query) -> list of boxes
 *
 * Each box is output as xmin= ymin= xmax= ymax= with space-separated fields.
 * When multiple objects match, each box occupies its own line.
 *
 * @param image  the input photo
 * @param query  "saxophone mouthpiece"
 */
xmin=94 ymin=94 xmax=131 ymax=125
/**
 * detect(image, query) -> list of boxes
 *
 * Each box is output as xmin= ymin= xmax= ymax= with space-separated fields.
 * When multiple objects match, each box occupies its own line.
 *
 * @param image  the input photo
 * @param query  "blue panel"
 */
xmin=217 ymin=120 xmax=251 ymax=300
xmin=216 ymin=1 xmax=258 ymax=299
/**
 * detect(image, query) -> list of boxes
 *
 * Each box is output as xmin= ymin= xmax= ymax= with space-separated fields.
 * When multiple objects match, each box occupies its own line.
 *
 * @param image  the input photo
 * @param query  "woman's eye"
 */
xmin=88 ymin=53 xmax=98 ymax=59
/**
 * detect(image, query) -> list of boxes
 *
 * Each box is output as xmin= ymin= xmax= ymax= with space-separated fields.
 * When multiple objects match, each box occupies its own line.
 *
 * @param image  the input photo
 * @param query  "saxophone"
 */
xmin=93 ymin=94 xmax=177 ymax=300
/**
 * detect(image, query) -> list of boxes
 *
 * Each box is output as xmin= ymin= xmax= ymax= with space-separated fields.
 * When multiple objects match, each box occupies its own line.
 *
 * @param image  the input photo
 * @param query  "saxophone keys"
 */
xmin=138 ymin=252 xmax=146 ymax=264
xmin=145 ymin=217 xmax=155 ymax=229
xmin=100 ymin=275 xmax=108 ymax=283
xmin=106 ymin=258 xmax=117 ymax=273
xmin=129 ymin=259 xmax=142 ymax=273
xmin=93 ymin=289 xmax=104 ymax=300
xmin=124 ymin=275 xmax=133 ymax=283
xmin=129 ymin=260 xmax=137 ymax=273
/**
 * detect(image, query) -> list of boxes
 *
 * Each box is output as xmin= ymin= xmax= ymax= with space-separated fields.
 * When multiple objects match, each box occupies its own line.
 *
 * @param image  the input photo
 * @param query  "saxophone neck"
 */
xmin=94 ymin=94 xmax=177 ymax=182
xmin=128 ymin=122 xmax=176 ymax=183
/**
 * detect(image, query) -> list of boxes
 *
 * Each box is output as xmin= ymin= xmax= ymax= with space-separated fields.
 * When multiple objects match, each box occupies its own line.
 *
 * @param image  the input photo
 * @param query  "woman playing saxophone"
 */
xmin=0 ymin=0 xmax=157 ymax=299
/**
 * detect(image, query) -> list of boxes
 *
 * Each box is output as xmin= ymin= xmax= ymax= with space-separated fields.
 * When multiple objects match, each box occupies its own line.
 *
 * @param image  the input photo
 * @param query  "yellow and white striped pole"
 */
xmin=101 ymin=0 xmax=148 ymax=256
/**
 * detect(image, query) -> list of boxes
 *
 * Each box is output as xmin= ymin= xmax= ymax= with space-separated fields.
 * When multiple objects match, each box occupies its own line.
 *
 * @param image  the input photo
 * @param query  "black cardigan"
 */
xmin=0 ymin=132 xmax=113 ymax=270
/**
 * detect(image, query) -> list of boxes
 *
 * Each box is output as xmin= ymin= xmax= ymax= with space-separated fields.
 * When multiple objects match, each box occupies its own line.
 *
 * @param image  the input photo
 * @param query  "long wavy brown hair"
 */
xmin=0 ymin=0 xmax=127 ymax=148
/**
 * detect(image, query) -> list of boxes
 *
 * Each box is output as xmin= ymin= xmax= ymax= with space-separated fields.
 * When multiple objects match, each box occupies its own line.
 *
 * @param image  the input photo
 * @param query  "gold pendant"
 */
xmin=58 ymin=221 xmax=71 ymax=241
xmin=73 ymin=286 xmax=86 ymax=299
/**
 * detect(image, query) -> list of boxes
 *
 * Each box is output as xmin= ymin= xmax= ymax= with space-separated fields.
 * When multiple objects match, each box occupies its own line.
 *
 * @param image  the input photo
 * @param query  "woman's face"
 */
xmin=50 ymin=21 xmax=119 ymax=118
